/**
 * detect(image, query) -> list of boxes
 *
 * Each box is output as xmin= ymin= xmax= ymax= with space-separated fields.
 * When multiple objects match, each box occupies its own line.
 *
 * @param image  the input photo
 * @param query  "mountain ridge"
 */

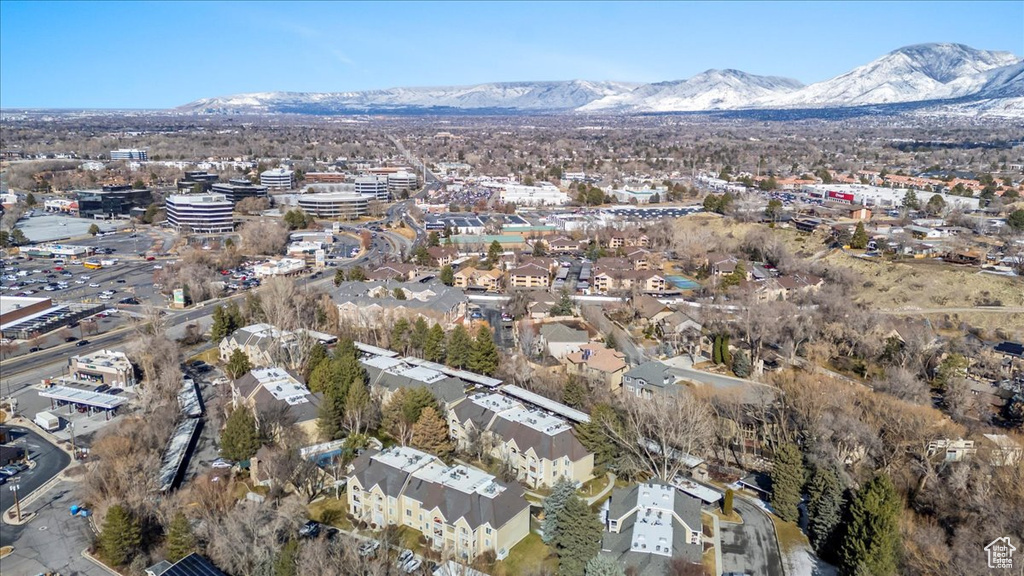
xmin=177 ymin=43 xmax=1024 ymax=117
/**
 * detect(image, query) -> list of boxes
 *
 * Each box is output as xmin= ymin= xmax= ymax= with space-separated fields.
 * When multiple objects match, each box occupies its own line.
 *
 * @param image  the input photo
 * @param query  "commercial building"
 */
xmin=355 ymin=176 xmax=390 ymax=201
xmin=387 ymin=171 xmax=419 ymax=195
xmin=801 ymin=184 xmax=981 ymax=211
xmin=499 ymin=183 xmax=570 ymax=206
xmin=109 ymin=149 xmax=148 ymax=161
xmin=211 ymin=179 xmax=269 ymax=203
xmin=296 ymin=191 xmax=369 ymax=219
xmin=260 ymin=168 xmax=295 ymax=190
xmin=230 ymin=367 xmax=320 ymax=441
xmin=253 ymin=257 xmax=306 ymax=277
xmin=69 ymin=349 xmax=136 ymax=388
xmin=75 ymin=185 xmax=152 ymax=219
xmin=600 ymin=481 xmax=703 ymax=575
xmin=304 ymin=172 xmax=348 ymax=184
xmin=0 ymin=295 xmax=103 ymax=340
xmin=347 ymin=446 xmax=530 ymax=561
xmin=176 ymin=171 xmax=220 ymax=193
xmin=450 ymin=393 xmax=595 ymax=489
xmin=165 ymin=194 xmax=234 ymax=233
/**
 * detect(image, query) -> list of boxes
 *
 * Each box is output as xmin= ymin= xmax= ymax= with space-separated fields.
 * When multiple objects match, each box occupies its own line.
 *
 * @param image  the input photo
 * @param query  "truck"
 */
xmin=34 ymin=411 xmax=61 ymax=432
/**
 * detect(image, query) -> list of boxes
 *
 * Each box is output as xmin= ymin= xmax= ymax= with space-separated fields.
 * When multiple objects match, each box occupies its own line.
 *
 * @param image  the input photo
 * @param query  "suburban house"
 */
xmin=346 ymin=446 xmax=530 ymax=561
xmin=508 ymin=263 xmax=550 ymax=289
xmin=333 ymin=281 xmax=468 ymax=329
xmin=564 ymin=343 xmax=628 ymax=393
xmin=219 ymin=323 xmax=337 ymax=369
xmin=622 ymin=361 xmax=687 ymax=399
xmin=538 ymin=322 xmax=590 ymax=359
xmin=230 ymin=367 xmax=321 ymax=442
xmin=632 ymin=294 xmax=673 ymax=325
xmin=600 ymin=481 xmax=703 ymax=576
xmin=449 ymin=393 xmax=595 ymax=489
xmin=754 ymin=274 xmax=825 ymax=301
xmin=453 ymin=267 xmax=503 ymax=292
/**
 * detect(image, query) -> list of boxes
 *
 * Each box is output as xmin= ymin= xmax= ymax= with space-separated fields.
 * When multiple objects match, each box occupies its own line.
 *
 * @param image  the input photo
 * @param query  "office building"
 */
xmin=176 ymin=171 xmax=220 ymax=193
xmin=305 ymin=172 xmax=348 ymax=184
xmin=355 ymin=176 xmax=389 ymax=201
xmin=296 ymin=191 xmax=369 ymax=219
xmin=499 ymin=183 xmax=570 ymax=206
xmin=110 ymin=149 xmax=148 ymax=161
xmin=75 ymin=185 xmax=152 ymax=219
xmin=449 ymin=393 xmax=595 ymax=489
xmin=211 ymin=179 xmax=269 ymax=204
xmin=260 ymin=168 xmax=295 ymax=190
xmin=165 ymin=194 xmax=234 ymax=233
xmin=387 ymin=171 xmax=419 ymax=195
xmin=347 ymin=446 xmax=530 ymax=561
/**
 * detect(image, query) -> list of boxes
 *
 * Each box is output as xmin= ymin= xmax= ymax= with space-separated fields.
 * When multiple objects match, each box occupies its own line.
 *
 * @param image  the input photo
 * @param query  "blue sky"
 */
xmin=1 ymin=1 xmax=1021 ymax=109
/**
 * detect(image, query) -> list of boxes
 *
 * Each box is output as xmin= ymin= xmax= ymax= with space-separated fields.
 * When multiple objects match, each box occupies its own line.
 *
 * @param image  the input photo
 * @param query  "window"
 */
xmin=406 ymin=509 xmax=412 ymax=517
xmin=486 ymin=527 xmax=492 ymax=535
xmin=485 ymin=539 xmax=490 ymax=547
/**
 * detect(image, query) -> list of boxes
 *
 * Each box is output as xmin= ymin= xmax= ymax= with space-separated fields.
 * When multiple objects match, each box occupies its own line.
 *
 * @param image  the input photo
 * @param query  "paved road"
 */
xmin=0 ymin=480 xmax=106 ymax=576
xmin=879 ymin=306 xmax=1024 ymax=314
xmin=1 ymin=426 xmax=72 ymax=537
xmin=721 ymin=497 xmax=785 ymax=576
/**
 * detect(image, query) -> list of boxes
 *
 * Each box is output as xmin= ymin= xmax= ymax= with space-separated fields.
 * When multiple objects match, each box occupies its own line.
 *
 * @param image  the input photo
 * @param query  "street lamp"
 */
xmin=9 ymin=484 xmax=21 ymax=521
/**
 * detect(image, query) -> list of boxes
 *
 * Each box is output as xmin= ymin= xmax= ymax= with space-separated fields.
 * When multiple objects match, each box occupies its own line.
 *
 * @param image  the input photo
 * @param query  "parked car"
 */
xmin=298 ymin=521 xmax=321 ymax=539
xmin=28 ymin=347 xmax=41 ymax=353
xmin=358 ymin=540 xmax=380 ymax=557
xmin=397 ymin=550 xmax=414 ymax=565
xmin=76 ymin=340 xmax=90 ymax=347
xmin=210 ymin=458 xmax=234 ymax=469
xmin=402 ymin=559 xmax=422 ymax=573
xmin=65 ymin=336 xmax=78 ymax=343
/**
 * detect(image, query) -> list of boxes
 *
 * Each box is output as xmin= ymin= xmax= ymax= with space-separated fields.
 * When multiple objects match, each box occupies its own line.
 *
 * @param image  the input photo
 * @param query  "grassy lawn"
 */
xmin=580 ymin=473 xmax=610 ymax=499
xmin=770 ymin=515 xmax=809 ymax=553
xmin=396 ymin=525 xmax=428 ymax=555
xmin=308 ymin=495 xmax=354 ymax=531
xmin=702 ymin=548 xmax=717 ymax=575
xmin=491 ymin=533 xmax=557 ymax=576
xmin=190 ymin=347 xmax=220 ymax=365
xmin=709 ymin=508 xmax=743 ymax=524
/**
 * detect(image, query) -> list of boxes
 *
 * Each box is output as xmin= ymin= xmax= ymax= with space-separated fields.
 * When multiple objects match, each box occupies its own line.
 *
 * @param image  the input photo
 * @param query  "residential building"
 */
xmin=297 ymin=191 xmax=369 ymax=219
xmin=592 ymin=269 xmax=668 ymax=293
xmin=75 ymin=186 xmax=152 ymax=219
xmin=260 ymin=168 xmax=295 ymax=190
xmin=361 ymin=353 xmax=470 ymax=408
xmin=564 ymin=343 xmax=628 ymax=393
xmin=449 ymin=393 xmax=595 ymax=489
xmin=166 ymin=194 xmax=234 ymax=233
xmin=366 ymin=263 xmax=425 ymax=282
xmin=622 ymin=361 xmax=683 ymax=399
xmin=145 ymin=553 xmax=226 ymax=576
xmin=347 ymin=446 xmax=530 ymax=560
xmin=426 ymin=246 xmax=459 ymax=268
xmin=211 ymin=179 xmax=269 ymax=204
xmin=538 ymin=323 xmax=589 ymax=359
xmin=508 ymin=263 xmax=550 ymax=289
xmin=632 ymin=294 xmax=672 ymax=325
xmin=453 ymin=267 xmax=503 ymax=291
xmin=600 ymin=482 xmax=703 ymax=576
xmin=355 ymin=176 xmax=390 ymax=201
xmin=253 ymin=257 xmax=306 ymax=277
xmin=230 ymin=367 xmax=320 ymax=441
xmin=546 ymin=236 xmax=585 ymax=253
xmin=333 ymin=281 xmax=468 ymax=330
xmin=219 ymin=323 xmax=337 ymax=369
xmin=110 ymin=148 xmax=147 ymax=161
xmin=69 ymin=349 xmax=136 ymax=388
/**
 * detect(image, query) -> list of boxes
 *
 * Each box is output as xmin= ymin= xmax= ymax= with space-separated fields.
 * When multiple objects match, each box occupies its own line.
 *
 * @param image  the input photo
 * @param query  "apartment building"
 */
xmin=347 ymin=446 xmax=530 ymax=561
xmin=230 ymin=367 xmax=320 ymax=441
xmin=453 ymin=267 xmax=503 ymax=291
xmin=449 ymin=393 xmax=595 ymax=489
xmin=219 ymin=323 xmax=337 ymax=369
xmin=508 ymin=263 xmax=550 ymax=289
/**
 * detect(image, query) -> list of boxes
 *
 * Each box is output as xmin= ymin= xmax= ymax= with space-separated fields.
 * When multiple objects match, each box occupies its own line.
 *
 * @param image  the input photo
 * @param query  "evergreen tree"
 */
xmin=393 ymin=287 xmax=407 ymax=300
xmin=550 ymin=290 xmax=574 ymax=316
xmin=273 ymin=538 xmax=299 ymax=576
xmin=807 ymin=465 xmax=844 ymax=554
xmin=410 ymin=317 xmax=430 ymax=354
xmin=318 ymin=386 xmax=346 ymax=440
xmin=427 ymin=231 xmax=441 ymax=247
xmin=850 ymin=222 xmax=869 ymax=249
xmin=839 ymin=475 xmax=902 ymax=576
xmin=542 ymin=477 xmax=578 ymax=543
xmin=713 ymin=334 xmax=723 ymax=365
xmin=99 ymin=504 xmax=141 ymax=566
xmin=584 ymin=555 xmax=625 ymax=576
xmin=414 ymin=245 xmax=431 ymax=266
xmin=439 ymin=265 xmax=455 ymax=286
xmin=347 ymin=266 xmax=367 ymax=281
xmin=486 ymin=240 xmax=503 ymax=266
xmin=221 ymin=407 xmax=261 ymax=461
xmin=343 ymin=375 xmax=372 ymax=435
xmin=732 ymin=350 xmax=751 ymax=378
xmin=575 ymin=404 xmax=620 ymax=469
xmin=770 ymin=443 xmax=804 ymax=523
xmin=902 ymin=189 xmax=920 ymax=211
xmin=391 ymin=318 xmax=411 ymax=352
xmin=562 ymin=377 xmax=586 ymax=409
xmin=424 ymin=323 xmax=446 ymax=362
xmin=446 ymin=324 xmax=472 ymax=369
xmin=88 ymin=223 xmax=100 ymax=236
xmin=469 ymin=325 xmax=499 ymax=375
xmin=211 ymin=305 xmax=229 ymax=340
xmin=721 ymin=335 xmax=732 ymax=366
xmin=165 ymin=511 xmax=196 ymax=563
xmin=410 ymin=406 xmax=453 ymax=458
xmin=25 ymin=192 xmax=37 ymax=206
xmin=304 ymin=342 xmax=328 ymax=381
xmin=555 ymin=494 xmax=604 ymax=576
xmin=225 ymin=348 xmax=252 ymax=379
xmin=333 ymin=268 xmax=345 ymax=287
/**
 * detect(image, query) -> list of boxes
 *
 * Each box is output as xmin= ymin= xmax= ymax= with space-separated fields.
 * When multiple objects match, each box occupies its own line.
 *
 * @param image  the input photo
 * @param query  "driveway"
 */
xmin=720 ymin=497 xmax=785 ymax=576
xmin=0 ymin=425 xmax=71 ymax=527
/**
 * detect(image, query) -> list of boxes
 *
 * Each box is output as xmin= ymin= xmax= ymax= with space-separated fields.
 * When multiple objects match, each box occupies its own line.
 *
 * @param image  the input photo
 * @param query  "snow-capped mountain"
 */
xmin=177 ymin=43 xmax=1023 ymax=117
xmin=578 ymin=69 xmax=803 ymax=112
xmin=761 ymin=43 xmax=1021 ymax=108
xmin=179 ymin=80 xmax=639 ymax=114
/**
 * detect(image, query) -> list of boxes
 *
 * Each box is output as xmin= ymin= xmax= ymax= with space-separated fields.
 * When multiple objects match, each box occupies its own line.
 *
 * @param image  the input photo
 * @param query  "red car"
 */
xmin=146 ymin=256 xmax=156 ymax=261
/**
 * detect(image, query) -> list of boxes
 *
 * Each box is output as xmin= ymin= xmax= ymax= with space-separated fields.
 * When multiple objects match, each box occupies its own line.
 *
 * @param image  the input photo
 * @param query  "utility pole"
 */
xmin=69 ymin=422 xmax=76 ymax=460
xmin=9 ymin=484 xmax=21 ymax=521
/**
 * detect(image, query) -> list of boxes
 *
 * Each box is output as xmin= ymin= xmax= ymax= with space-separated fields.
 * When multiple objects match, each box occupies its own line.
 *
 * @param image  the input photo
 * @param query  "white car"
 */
xmin=80 ymin=275 xmax=91 ymax=280
xmin=99 ymin=294 xmax=112 ymax=300
xmin=153 ymin=265 xmax=163 ymax=270
xmin=75 ymin=279 xmax=85 ymax=284
xmin=89 ymin=283 xmax=100 ymax=288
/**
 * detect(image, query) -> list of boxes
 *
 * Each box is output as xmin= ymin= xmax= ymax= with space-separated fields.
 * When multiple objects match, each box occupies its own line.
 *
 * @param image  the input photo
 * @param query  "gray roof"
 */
xmin=452 ymin=399 xmax=589 ymax=462
xmin=622 ymin=361 xmax=676 ymax=390
xmin=332 ymin=280 xmax=466 ymax=316
xmin=602 ymin=482 xmax=703 ymax=576
xmin=363 ymin=360 xmax=468 ymax=406
xmin=538 ymin=323 xmax=588 ymax=344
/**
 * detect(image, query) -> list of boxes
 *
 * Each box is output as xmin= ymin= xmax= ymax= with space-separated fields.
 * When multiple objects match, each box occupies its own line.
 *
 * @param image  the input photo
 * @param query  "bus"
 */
xmin=83 ymin=260 xmax=103 ymax=270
